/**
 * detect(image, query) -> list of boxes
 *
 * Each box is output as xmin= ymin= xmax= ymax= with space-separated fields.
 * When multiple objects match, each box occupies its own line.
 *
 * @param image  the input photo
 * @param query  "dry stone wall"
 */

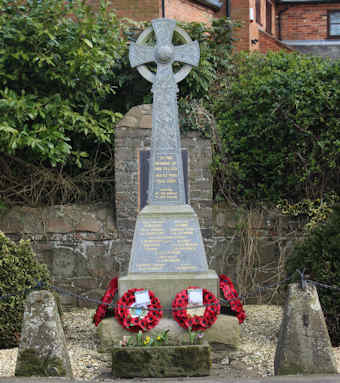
xmin=0 ymin=203 xmax=125 ymax=308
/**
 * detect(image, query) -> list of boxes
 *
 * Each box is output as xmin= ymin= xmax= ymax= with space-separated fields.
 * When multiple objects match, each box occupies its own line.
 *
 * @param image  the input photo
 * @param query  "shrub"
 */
xmin=213 ymin=51 xmax=340 ymax=205
xmin=0 ymin=231 xmax=50 ymax=348
xmin=0 ymin=0 xmax=126 ymax=167
xmin=286 ymin=205 xmax=340 ymax=346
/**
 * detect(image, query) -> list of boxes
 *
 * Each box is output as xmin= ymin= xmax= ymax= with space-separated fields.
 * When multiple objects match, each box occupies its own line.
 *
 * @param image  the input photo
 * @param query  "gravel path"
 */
xmin=0 ymin=305 xmax=339 ymax=379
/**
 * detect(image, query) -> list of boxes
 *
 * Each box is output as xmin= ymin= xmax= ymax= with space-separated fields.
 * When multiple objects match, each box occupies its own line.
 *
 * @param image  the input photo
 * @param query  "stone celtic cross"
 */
xmin=129 ymin=19 xmax=200 ymax=205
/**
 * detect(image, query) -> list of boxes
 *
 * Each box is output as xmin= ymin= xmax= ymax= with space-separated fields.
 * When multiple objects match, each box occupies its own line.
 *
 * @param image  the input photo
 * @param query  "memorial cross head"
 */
xmin=129 ymin=19 xmax=200 ymax=86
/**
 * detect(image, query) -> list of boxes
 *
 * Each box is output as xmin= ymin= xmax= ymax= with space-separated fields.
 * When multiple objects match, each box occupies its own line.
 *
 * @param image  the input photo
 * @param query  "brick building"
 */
xmin=107 ymin=0 xmax=226 ymax=23
xmin=277 ymin=0 xmax=340 ymax=58
xmin=231 ymin=0 xmax=340 ymax=57
xmin=112 ymin=0 xmax=340 ymax=57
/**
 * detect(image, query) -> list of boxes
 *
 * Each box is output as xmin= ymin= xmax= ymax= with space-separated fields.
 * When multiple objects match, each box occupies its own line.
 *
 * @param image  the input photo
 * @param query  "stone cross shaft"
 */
xmin=129 ymin=19 xmax=200 ymax=205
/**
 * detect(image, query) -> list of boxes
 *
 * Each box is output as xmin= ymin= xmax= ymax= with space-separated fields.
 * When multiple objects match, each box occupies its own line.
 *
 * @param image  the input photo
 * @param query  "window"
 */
xmin=266 ymin=0 xmax=272 ymax=34
xmin=256 ymin=0 xmax=262 ymax=24
xmin=328 ymin=11 xmax=340 ymax=38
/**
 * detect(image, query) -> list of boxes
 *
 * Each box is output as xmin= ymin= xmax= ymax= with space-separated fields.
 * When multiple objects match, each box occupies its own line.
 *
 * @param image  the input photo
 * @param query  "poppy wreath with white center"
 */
xmin=172 ymin=286 xmax=220 ymax=331
xmin=115 ymin=288 xmax=163 ymax=332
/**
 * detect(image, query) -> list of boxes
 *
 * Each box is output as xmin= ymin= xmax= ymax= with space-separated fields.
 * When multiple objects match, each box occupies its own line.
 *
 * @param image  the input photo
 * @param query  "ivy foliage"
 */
xmin=179 ymin=18 xmax=236 ymax=102
xmin=0 ymin=0 xmax=127 ymax=167
xmin=0 ymin=231 xmax=50 ymax=348
xmin=178 ymin=18 xmax=237 ymax=136
xmin=286 ymin=205 xmax=340 ymax=346
xmin=212 ymin=52 xmax=340 ymax=205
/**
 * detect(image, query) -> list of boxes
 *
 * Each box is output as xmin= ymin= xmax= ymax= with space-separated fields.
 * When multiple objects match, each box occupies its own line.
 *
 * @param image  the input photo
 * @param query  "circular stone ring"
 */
xmin=135 ymin=25 xmax=194 ymax=84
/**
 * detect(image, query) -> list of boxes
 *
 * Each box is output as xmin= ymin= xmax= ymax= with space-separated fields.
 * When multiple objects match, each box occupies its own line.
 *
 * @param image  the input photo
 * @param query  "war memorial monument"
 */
xmin=118 ymin=18 xmax=219 ymax=311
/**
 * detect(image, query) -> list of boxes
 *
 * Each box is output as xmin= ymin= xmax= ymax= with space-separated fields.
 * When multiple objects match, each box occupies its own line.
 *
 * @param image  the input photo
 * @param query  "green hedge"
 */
xmin=212 ymin=52 xmax=340 ymax=205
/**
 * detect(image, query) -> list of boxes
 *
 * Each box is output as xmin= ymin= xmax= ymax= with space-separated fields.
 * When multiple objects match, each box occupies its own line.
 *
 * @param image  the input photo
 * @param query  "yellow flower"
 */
xmin=156 ymin=336 xmax=161 ymax=341
xmin=144 ymin=336 xmax=151 ymax=345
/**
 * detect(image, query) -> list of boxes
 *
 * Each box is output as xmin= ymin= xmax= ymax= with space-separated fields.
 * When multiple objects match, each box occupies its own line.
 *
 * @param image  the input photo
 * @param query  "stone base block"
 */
xmin=97 ymin=315 xmax=240 ymax=353
xmin=15 ymin=291 xmax=73 ymax=378
xmin=112 ymin=344 xmax=211 ymax=377
xmin=119 ymin=270 xmax=219 ymax=317
xmin=274 ymin=283 xmax=338 ymax=375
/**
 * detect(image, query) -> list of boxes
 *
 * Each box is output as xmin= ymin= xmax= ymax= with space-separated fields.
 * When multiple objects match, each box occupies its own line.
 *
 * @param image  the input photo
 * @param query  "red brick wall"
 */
xmin=166 ymin=0 xmax=215 ymax=23
xmin=278 ymin=3 xmax=340 ymax=41
xmin=107 ymin=0 xmax=159 ymax=21
xmin=231 ymin=0 xmax=250 ymax=51
xmin=106 ymin=0 xmax=223 ymax=23
xmin=214 ymin=0 xmax=227 ymax=18
xmin=259 ymin=29 xmax=294 ymax=52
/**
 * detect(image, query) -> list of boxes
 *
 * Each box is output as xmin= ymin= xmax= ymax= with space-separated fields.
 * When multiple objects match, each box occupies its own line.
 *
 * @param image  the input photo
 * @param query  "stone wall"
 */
xmin=211 ymin=202 xmax=303 ymax=303
xmin=0 ymin=202 xmax=301 ymax=307
xmin=282 ymin=40 xmax=340 ymax=60
xmin=0 ymin=204 xmax=125 ymax=308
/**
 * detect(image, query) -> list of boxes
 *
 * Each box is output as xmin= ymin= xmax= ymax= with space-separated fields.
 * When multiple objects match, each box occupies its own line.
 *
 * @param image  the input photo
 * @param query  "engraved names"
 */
xmin=139 ymin=150 xmax=188 ymax=210
xmin=129 ymin=215 xmax=208 ymax=273
xmin=153 ymin=152 xmax=180 ymax=202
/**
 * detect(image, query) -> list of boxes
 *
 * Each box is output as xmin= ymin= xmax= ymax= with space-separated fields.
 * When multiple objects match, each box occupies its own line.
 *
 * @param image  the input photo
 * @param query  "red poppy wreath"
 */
xmin=172 ymin=286 xmax=220 ymax=331
xmin=115 ymin=288 xmax=163 ymax=332
xmin=219 ymin=274 xmax=246 ymax=324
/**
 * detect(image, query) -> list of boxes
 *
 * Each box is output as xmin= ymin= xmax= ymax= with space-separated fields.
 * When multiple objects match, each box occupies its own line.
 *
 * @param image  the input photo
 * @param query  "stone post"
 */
xmin=274 ymin=283 xmax=337 ymax=375
xmin=15 ymin=290 xmax=73 ymax=377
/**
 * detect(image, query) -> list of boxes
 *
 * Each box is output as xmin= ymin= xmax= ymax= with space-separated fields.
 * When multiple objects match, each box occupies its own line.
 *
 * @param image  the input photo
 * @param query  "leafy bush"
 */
xmin=286 ymin=205 xmax=340 ymax=346
xmin=0 ymin=0 xmax=126 ymax=167
xmin=0 ymin=231 xmax=50 ymax=348
xmin=179 ymin=18 xmax=237 ymax=102
xmin=213 ymin=52 xmax=340 ymax=205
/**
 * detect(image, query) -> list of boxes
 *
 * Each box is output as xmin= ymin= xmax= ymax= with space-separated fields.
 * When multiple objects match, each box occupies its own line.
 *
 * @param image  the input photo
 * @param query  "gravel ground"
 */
xmin=0 ymin=305 xmax=339 ymax=379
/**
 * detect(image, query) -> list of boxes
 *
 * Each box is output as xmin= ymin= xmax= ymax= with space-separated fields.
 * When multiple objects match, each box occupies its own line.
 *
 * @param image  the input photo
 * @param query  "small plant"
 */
xmin=155 ymin=329 xmax=169 ymax=346
xmin=187 ymin=327 xmax=204 ymax=345
xmin=119 ymin=330 xmax=169 ymax=347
